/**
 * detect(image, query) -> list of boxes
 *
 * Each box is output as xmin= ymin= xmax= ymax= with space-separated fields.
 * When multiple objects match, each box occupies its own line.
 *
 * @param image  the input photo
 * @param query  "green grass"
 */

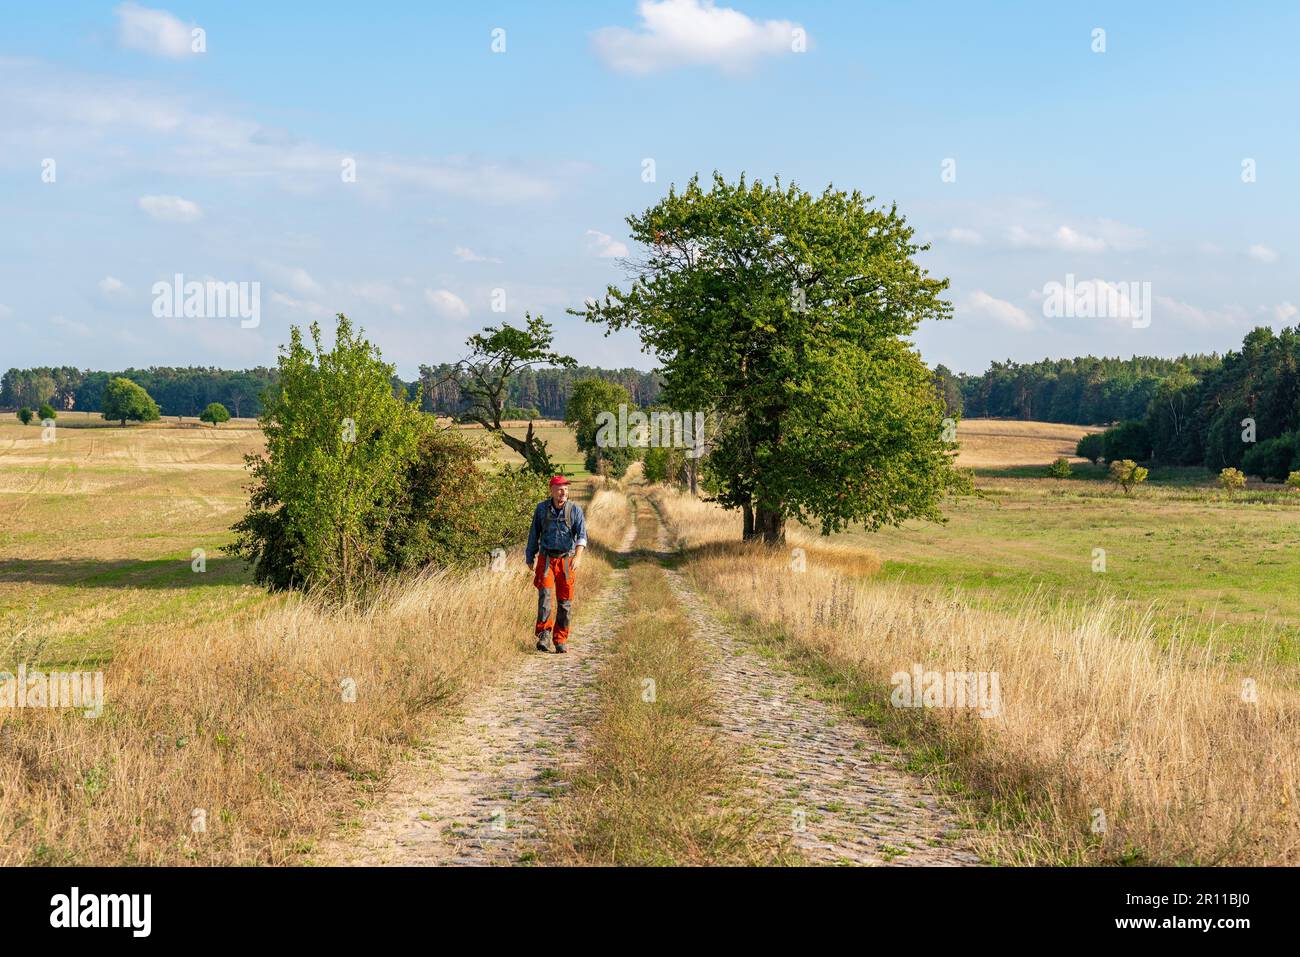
xmin=843 ymin=473 xmax=1300 ymax=663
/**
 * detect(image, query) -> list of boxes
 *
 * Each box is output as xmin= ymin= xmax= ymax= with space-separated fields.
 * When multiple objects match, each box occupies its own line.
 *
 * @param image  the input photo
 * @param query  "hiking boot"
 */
xmin=536 ymin=632 xmax=553 ymax=653
xmin=553 ymin=642 xmax=568 ymax=654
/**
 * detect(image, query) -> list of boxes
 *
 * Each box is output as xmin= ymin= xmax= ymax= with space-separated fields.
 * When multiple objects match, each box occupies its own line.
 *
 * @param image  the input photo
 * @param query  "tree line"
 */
xmin=413 ymin=363 xmax=662 ymax=418
xmin=944 ymin=354 xmax=1223 ymax=424
xmin=2 ymin=363 xmax=662 ymax=421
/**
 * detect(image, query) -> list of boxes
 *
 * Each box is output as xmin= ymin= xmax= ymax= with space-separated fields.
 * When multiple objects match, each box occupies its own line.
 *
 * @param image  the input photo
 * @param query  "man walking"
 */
xmin=526 ymin=475 xmax=587 ymax=654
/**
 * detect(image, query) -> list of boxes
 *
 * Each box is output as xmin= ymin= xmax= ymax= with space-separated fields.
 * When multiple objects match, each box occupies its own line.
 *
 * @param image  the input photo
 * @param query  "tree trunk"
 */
xmin=742 ymin=504 xmax=755 ymax=540
xmin=756 ymin=506 xmax=785 ymax=546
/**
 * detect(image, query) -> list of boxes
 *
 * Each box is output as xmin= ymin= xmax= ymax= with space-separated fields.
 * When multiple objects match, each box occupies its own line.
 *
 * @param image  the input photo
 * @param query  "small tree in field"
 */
xmin=231 ymin=315 xmax=426 ymax=597
xmin=565 ymin=378 xmax=639 ymax=479
xmin=1075 ymin=432 xmax=1104 ymax=464
xmin=200 ymin=402 xmax=231 ymax=428
xmin=1109 ymin=459 xmax=1148 ymax=496
xmin=17 ymin=407 xmax=33 ymax=425
xmin=1287 ymin=471 xmax=1300 ymax=493
xmin=1218 ymin=467 xmax=1246 ymax=497
xmin=232 ymin=314 xmax=540 ymax=597
xmin=101 ymin=377 xmax=160 ymax=426
xmin=38 ymin=402 xmax=57 ymax=421
xmin=1048 ymin=457 xmax=1073 ymax=479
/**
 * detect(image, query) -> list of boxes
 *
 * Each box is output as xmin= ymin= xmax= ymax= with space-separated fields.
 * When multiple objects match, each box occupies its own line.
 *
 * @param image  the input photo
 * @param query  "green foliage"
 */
xmin=1108 ymin=459 xmax=1149 ymax=495
xmin=456 ymin=313 xmax=576 ymax=475
xmin=576 ymin=172 xmax=969 ymax=541
xmin=958 ymin=355 xmax=1214 ymax=424
xmin=566 ymin=378 xmax=639 ymax=479
xmin=1218 ymin=467 xmax=1247 ymax=495
xmin=642 ymin=445 xmax=687 ymax=485
xmin=16 ymin=407 xmax=33 ymax=425
xmin=384 ymin=430 xmax=545 ymax=569
xmin=1101 ymin=420 xmax=1151 ymax=462
xmin=501 ymin=405 xmax=540 ymax=420
xmin=230 ymin=315 xmax=426 ymax=598
xmin=1048 ymin=457 xmax=1073 ymax=479
xmin=231 ymin=315 xmax=539 ymax=599
xmin=1286 ymin=471 xmax=1300 ymax=492
xmin=1075 ymin=432 xmax=1105 ymax=464
xmin=199 ymin=402 xmax=231 ymax=427
xmin=101 ymin=377 xmax=161 ymax=425
xmin=1241 ymin=432 xmax=1298 ymax=481
xmin=37 ymin=402 xmax=57 ymax=421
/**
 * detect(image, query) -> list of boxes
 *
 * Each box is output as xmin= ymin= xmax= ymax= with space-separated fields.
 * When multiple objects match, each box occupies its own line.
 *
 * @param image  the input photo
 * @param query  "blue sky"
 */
xmin=2 ymin=1 xmax=1296 ymax=377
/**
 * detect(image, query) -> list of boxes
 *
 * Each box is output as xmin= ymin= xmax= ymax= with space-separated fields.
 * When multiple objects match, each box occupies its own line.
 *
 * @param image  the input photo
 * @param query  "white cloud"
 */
xmin=1009 ymin=224 xmax=1103 ymax=252
xmin=1247 ymin=243 xmax=1279 ymax=264
xmin=943 ymin=227 xmax=984 ymax=246
xmin=138 ymin=194 xmax=202 ymax=222
xmin=264 ymin=264 xmax=322 ymax=297
xmin=115 ymin=3 xmax=199 ymax=59
xmin=1003 ymin=219 xmax=1145 ymax=254
xmin=424 ymin=288 xmax=470 ymax=320
xmin=965 ymin=290 xmax=1033 ymax=331
xmin=0 ymin=304 xmax=12 ymax=319
xmin=586 ymin=229 xmax=629 ymax=258
xmin=0 ymin=60 xmax=566 ymax=204
xmin=454 ymin=246 xmax=502 ymax=264
xmin=50 ymin=314 xmax=93 ymax=338
xmin=1156 ymin=296 xmax=1248 ymax=329
xmin=98 ymin=276 xmax=129 ymax=297
xmin=270 ymin=292 xmax=327 ymax=317
xmin=1270 ymin=301 xmax=1297 ymax=323
xmin=352 ymin=280 xmax=405 ymax=314
xmin=593 ymin=0 xmax=805 ymax=74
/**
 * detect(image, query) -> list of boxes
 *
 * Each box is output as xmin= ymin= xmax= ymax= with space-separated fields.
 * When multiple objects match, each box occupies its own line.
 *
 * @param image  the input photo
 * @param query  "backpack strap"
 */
xmin=541 ymin=500 xmax=575 ymax=545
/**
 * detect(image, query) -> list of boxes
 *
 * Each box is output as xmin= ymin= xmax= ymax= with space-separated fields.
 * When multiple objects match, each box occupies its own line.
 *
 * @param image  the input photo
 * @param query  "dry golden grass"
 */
xmin=652 ymin=487 xmax=1300 ymax=865
xmin=0 ymin=480 xmax=627 ymax=866
xmin=956 ymin=418 xmax=1100 ymax=469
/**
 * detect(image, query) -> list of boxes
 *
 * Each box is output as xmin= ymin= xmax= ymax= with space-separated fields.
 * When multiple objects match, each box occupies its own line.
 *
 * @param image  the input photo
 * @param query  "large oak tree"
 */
xmin=576 ymin=173 xmax=968 ymax=543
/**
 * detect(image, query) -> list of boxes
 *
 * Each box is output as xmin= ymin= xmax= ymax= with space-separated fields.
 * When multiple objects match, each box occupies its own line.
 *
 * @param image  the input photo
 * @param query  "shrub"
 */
xmin=1075 ymin=432 xmax=1104 ymax=464
xmin=37 ymin=402 xmax=57 ymax=421
xmin=1287 ymin=471 xmax=1300 ymax=492
xmin=16 ymin=407 xmax=33 ymax=425
xmin=231 ymin=315 xmax=542 ymax=599
xmin=1108 ymin=459 xmax=1148 ymax=495
xmin=101 ymin=377 xmax=160 ymax=425
xmin=1218 ymin=467 xmax=1246 ymax=496
xmin=643 ymin=445 xmax=687 ymax=485
xmin=384 ymin=429 xmax=545 ymax=570
xmin=1048 ymin=457 xmax=1073 ymax=479
xmin=1101 ymin=420 xmax=1151 ymax=463
xmin=1241 ymin=432 xmax=1298 ymax=482
xmin=230 ymin=316 xmax=425 ymax=597
xmin=199 ymin=402 xmax=231 ymax=427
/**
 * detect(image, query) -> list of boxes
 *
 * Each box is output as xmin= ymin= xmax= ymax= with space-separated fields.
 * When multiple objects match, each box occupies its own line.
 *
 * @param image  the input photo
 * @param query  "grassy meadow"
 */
xmin=0 ymin=410 xmax=627 ymax=864
xmin=1 ymin=410 xmax=1295 ymax=864
xmin=854 ymin=419 xmax=1300 ymax=665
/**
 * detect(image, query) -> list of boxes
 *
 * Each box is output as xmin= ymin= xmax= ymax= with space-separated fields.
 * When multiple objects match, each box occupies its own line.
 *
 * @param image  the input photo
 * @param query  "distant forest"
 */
xmin=0 ymin=364 xmax=662 ymax=420
xmin=8 ymin=323 xmax=1299 ymax=474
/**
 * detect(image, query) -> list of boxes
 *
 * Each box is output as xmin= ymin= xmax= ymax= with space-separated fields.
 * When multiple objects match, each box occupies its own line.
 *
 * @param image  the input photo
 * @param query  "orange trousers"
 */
xmin=534 ymin=552 xmax=577 ymax=645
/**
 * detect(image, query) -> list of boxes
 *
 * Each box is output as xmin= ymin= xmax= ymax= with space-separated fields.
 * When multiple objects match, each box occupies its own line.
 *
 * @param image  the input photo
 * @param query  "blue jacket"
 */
xmin=526 ymin=499 xmax=587 ymax=565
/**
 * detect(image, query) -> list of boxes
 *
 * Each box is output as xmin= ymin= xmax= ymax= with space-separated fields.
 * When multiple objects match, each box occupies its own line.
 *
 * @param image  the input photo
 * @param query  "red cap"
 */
xmin=549 ymin=475 xmax=570 ymax=488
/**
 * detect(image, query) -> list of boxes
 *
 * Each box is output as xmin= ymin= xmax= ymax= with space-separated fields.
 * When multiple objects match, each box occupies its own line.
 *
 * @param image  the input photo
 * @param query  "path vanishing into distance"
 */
xmin=317 ymin=494 xmax=979 ymax=867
